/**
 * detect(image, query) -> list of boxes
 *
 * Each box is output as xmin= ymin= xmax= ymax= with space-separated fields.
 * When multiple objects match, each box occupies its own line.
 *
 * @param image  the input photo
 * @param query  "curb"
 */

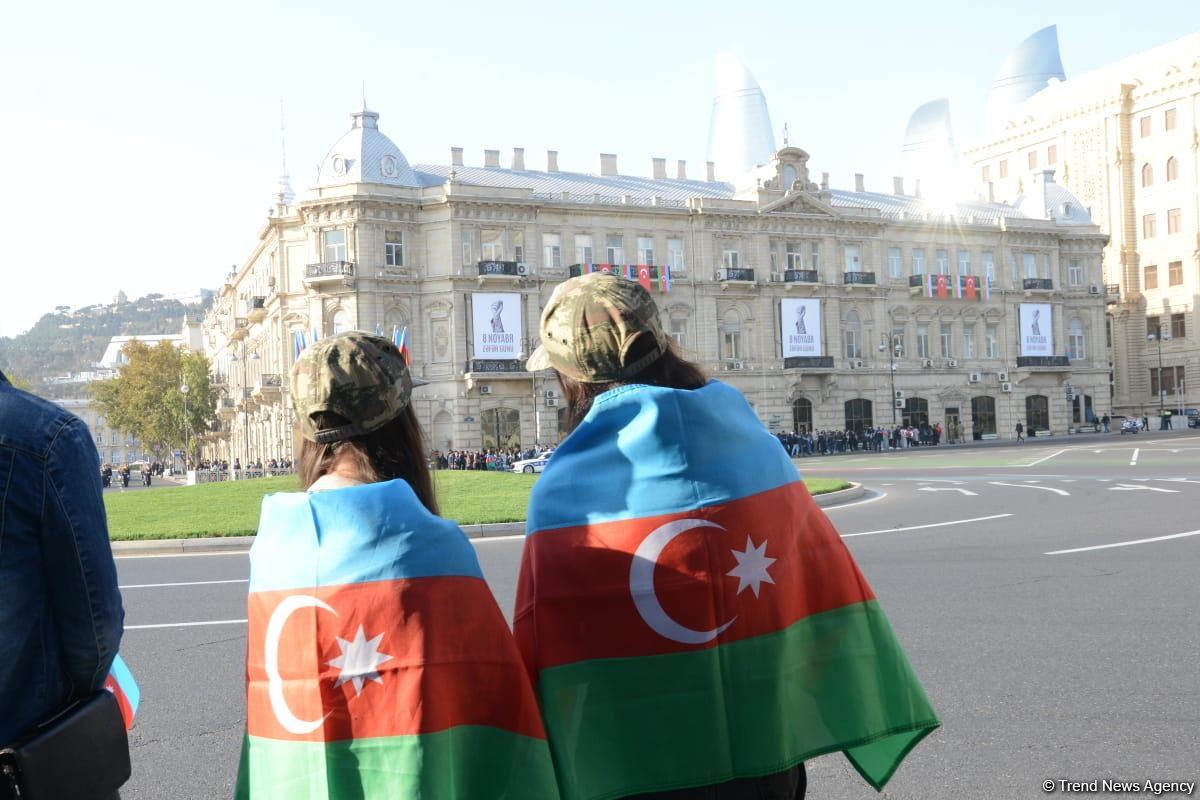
xmin=813 ymin=482 xmax=866 ymax=508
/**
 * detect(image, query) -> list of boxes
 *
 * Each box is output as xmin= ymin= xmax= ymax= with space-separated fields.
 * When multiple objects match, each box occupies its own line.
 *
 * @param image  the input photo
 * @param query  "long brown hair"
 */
xmin=298 ymin=405 xmax=439 ymax=515
xmin=557 ymin=338 xmax=707 ymax=434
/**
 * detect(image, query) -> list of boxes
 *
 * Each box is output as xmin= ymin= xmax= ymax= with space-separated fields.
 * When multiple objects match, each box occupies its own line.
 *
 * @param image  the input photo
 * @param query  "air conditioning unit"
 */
xmin=731 ymin=360 xmax=746 ymax=370
xmin=516 ymin=263 xmax=530 ymax=277
xmin=479 ymin=385 xmax=492 ymax=395
xmin=922 ymin=358 xmax=934 ymax=368
xmin=545 ymin=397 xmax=558 ymax=407
xmin=1001 ymin=382 xmax=1013 ymax=393
xmin=894 ymin=389 xmax=905 ymax=400
xmin=853 ymin=359 xmax=865 ymax=369
xmin=947 ymin=359 xmax=959 ymax=368
xmin=769 ymin=272 xmax=784 ymax=283
xmin=544 ymin=389 xmax=557 ymax=399
xmin=1088 ymin=284 xmax=1100 ymax=294
xmin=894 ymin=399 xmax=905 ymax=409
xmin=968 ymin=372 xmax=982 ymax=383
xmin=997 ymin=371 xmax=1009 ymax=382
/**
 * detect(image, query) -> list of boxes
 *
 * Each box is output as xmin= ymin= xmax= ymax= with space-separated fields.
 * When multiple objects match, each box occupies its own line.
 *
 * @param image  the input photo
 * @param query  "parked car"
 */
xmin=510 ymin=452 xmax=553 ymax=474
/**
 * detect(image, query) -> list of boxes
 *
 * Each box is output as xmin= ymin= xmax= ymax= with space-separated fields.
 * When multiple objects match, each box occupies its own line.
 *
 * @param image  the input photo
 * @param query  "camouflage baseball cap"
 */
xmin=526 ymin=272 xmax=667 ymax=383
xmin=290 ymin=332 xmax=414 ymax=444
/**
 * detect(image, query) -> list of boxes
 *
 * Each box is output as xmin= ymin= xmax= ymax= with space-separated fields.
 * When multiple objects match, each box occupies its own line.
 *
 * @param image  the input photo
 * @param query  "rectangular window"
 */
xmin=1150 ymin=367 xmax=1185 ymax=397
xmin=461 ymin=230 xmax=474 ymax=265
xmin=1143 ymin=214 xmax=1157 ymax=239
xmin=723 ymin=331 xmax=741 ymax=360
xmin=981 ymin=165 xmax=991 ymax=182
xmin=1027 ymin=151 xmax=1037 ymax=171
xmin=1047 ymin=144 xmax=1057 ymax=165
xmin=1043 ymin=254 xmax=1051 ymax=278
xmin=999 ymin=160 xmax=1008 ymax=178
xmin=1144 ymin=264 xmax=1158 ymax=290
xmin=982 ymin=251 xmax=995 ymax=283
xmin=670 ymin=318 xmax=686 ymax=346
xmin=384 ymin=230 xmax=404 ymax=267
xmin=512 ymin=230 xmax=525 ymax=263
xmin=786 ymin=242 xmax=803 ymax=269
xmin=810 ymin=242 xmax=820 ymax=271
xmin=1068 ymin=258 xmax=1083 ymax=286
xmin=1171 ymin=312 xmax=1185 ymax=339
xmin=605 ymin=234 xmax=623 ymax=265
xmin=1023 ymin=253 xmax=1037 ymax=279
xmin=322 ymin=229 xmax=346 ymax=262
xmin=958 ymin=251 xmax=971 ymax=276
xmin=1140 ymin=116 xmax=1151 ymax=137
xmin=912 ymin=248 xmax=926 ymax=275
xmin=1165 ymin=108 xmax=1177 ymax=131
xmin=962 ymin=328 xmax=975 ymax=359
xmin=892 ymin=325 xmax=906 ymax=355
xmin=542 ymin=233 xmax=562 ymax=269
xmin=940 ymin=325 xmax=952 ymax=358
xmin=888 ymin=247 xmax=902 ymax=278
xmin=986 ymin=325 xmax=998 ymax=359
xmin=936 ymin=249 xmax=949 ymax=275
xmin=482 ymin=229 xmax=503 ymax=261
xmin=1069 ymin=328 xmax=1085 ymax=361
xmin=575 ymin=234 xmax=594 ymax=264
xmin=843 ymin=244 xmax=861 ymax=272
xmin=1167 ymin=208 xmax=1182 ymax=235
xmin=916 ymin=325 xmax=930 ymax=359
xmin=637 ymin=236 xmax=654 ymax=265
xmin=667 ymin=238 xmax=684 ymax=271
xmin=1168 ymin=260 xmax=1183 ymax=286
xmin=722 ymin=249 xmax=740 ymax=270
xmin=1147 ymin=315 xmax=1161 ymax=338
xmin=843 ymin=329 xmax=860 ymax=360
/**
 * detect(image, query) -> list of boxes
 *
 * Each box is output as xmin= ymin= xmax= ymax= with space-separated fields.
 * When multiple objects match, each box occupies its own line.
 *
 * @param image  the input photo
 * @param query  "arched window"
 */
xmin=1067 ymin=318 xmax=1086 ymax=361
xmin=792 ymin=397 xmax=813 ymax=433
xmin=1025 ymin=395 xmax=1049 ymax=433
xmin=331 ymin=309 xmax=350 ymax=335
xmin=843 ymin=311 xmax=862 ymax=360
xmin=844 ymin=398 xmax=873 ymax=433
xmin=902 ymin=397 xmax=929 ymax=427
xmin=480 ymin=407 xmax=521 ymax=450
xmin=971 ymin=396 xmax=997 ymax=437
xmin=1166 ymin=156 xmax=1179 ymax=182
xmin=1141 ymin=163 xmax=1154 ymax=187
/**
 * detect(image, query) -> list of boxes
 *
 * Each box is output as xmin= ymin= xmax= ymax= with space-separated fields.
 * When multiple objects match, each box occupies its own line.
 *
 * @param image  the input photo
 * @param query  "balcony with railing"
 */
xmin=476 ymin=260 xmax=524 ymax=277
xmin=1105 ymin=284 xmax=1120 ymax=304
xmin=842 ymin=271 xmax=876 ymax=285
xmin=304 ymin=261 xmax=355 ymax=284
xmin=782 ymin=269 xmax=819 ymax=284
xmin=247 ymin=296 xmax=267 ymax=323
xmin=230 ymin=317 xmax=249 ymax=341
xmin=1015 ymin=355 xmax=1070 ymax=369
xmin=252 ymin=373 xmax=282 ymax=400
xmin=1022 ymin=277 xmax=1054 ymax=292
xmin=715 ymin=267 xmax=755 ymax=282
xmin=217 ymin=396 xmax=236 ymax=419
xmin=783 ymin=356 xmax=835 ymax=370
xmin=568 ymin=264 xmax=661 ymax=279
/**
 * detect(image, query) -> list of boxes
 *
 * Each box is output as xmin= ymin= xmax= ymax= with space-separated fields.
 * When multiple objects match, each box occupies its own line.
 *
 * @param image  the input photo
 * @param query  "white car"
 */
xmin=511 ymin=452 xmax=553 ymax=474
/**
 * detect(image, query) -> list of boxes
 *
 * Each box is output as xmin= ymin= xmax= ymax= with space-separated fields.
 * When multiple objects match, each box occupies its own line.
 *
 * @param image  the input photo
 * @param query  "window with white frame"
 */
xmin=844 ymin=245 xmax=861 ymax=272
xmin=667 ymin=238 xmax=684 ymax=271
xmin=1068 ymin=258 xmax=1083 ymax=286
xmin=962 ymin=327 xmax=975 ymax=359
xmin=542 ymin=233 xmax=562 ymax=269
xmin=843 ymin=311 xmax=862 ymax=359
xmin=461 ymin=230 xmax=474 ymax=265
xmin=916 ymin=325 xmax=930 ymax=359
xmin=1042 ymin=254 xmax=1051 ymax=279
xmin=1067 ymin=318 xmax=1086 ymax=361
xmin=982 ymin=251 xmax=995 ymax=283
xmin=384 ymin=230 xmax=404 ymax=267
xmin=720 ymin=311 xmax=741 ymax=360
xmin=888 ymin=247 xmax=902 ymax=278
xmin=940 ymin=324 xmax=952 ymax=358
xmin=786 ymin=242 xmax=803 ymax=269
xmin=512 ymin=230 xmax=525 ymax=263
xmin=810 ymin=242 xmax=820 ymax=271
xmin=958 ymin=251 xmax=971 ymax=276
xmin=575 ymin=234 xmax=593 ymax=264
xmin=912 ymin=249 xmax=926 ymax=275
xmin=482 ymin=229 xmax=503 ymax=261
xmin=1022 ymin=253 xmax=1037 ymax=279
xmin=323 ymin=229 xmax=346 ymax=262
xmin=606 ymin=234 xmax=624 ymax=264
xmin=669 ymin=317 xmax=686 ymax=346
xmin=722 ymin=249 xmax=740 ymax=270
xmin=637 ymin=237 xmax=654 ymax=265
xmin=332 ymin=309 xmax=350 ymax=335
xmin=986 ymin=324 xmax=998 ymax=358
xmin=936 ymin=249 xmax=949 ymax=275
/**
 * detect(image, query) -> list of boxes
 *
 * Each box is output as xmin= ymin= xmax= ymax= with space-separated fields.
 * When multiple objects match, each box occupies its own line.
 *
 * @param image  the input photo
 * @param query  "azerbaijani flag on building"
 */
xmin=659 ymin=264 xmax=672 ymax=294
xmin=515 ymin=381 xmax=938 ymax=800
xmin=103 ymin=653 xmax=140 ymax=730
xmin=236 ymin=481 xmax=559 ymax=799
xmin=923 ymin=273 xmax=935 ymax=298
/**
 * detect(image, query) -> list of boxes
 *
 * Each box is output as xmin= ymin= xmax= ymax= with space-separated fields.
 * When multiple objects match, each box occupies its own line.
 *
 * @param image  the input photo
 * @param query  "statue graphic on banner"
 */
xmin=1031 ymin=309 xmax=1041 ymax=336
xmin=795 ymin=306 xmax=807 ymax=336
xmin=491 ymin=301 xmax=505 ymax=333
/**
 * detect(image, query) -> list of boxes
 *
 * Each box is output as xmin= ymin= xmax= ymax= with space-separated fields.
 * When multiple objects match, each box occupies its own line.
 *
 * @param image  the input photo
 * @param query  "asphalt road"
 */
xmin=113 ymin=429 xmax=1200 ymax=799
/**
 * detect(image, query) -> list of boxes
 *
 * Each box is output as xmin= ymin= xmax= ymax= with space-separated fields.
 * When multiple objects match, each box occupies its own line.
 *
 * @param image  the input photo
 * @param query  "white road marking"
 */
xmin=989 ymin=481 xmax=1070 ymax=496
xmin=825 ymin=491 xmax=888 ymax=511
xmin=1109 ymin=484 xmax=1179 ymax=493
xmin=1010 ymin=448 xmax=1068 ymax=468
xmin=842 ymin=513 xmax=1012 ymax=538
xmin=120 ymin=578 xmax=248 ymax=590
xmin=1130 ymin=448 xmax=1139 ymax=466
xmin=126 ymin=619 xmax=247 ymax=631
xmin=917 ymin=487 xmax=978 ymax=496
xmin=115 ymin=550 xmax=248 ymax=560
xmin=1046 ymin=529 xmax=1200 ymax=555
xmin=1163 ymin=478 xmax=1200 ymax=484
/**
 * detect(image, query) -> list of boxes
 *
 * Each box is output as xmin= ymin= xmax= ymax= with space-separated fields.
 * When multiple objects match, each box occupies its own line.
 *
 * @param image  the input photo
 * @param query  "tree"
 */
xmin=92 ymin=341 xmax=215 ymax=463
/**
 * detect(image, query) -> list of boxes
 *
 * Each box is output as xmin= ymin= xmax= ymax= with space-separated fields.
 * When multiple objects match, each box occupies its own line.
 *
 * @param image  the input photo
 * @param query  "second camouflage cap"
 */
xmin=526 ymin=272 xmax=667 ymax=383
xmin=290 ymin=331 xmax=414 ymax=444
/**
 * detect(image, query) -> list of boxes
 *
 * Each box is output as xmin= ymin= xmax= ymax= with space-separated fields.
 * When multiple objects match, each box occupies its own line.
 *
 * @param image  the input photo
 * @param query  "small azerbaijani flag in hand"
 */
xmin=103 ymin=653 xmax=140 ymax=731
xmin=235 ymin=482 xmax=558 ymax=799
xmin=393 ymin=325 xmax=411 ymax=366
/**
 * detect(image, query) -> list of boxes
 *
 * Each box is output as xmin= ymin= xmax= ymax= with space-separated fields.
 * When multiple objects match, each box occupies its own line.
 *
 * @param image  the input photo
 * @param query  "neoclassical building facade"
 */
xmin=966 ymin=30 xmax=1200 ymax=418
xmin=198 ymin=108 xmax=1108 ymax=463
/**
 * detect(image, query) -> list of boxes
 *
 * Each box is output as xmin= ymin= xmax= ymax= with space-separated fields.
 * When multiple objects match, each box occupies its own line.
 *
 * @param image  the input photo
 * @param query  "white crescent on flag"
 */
xmin=265 ymin=594 xmax=337 ymax=734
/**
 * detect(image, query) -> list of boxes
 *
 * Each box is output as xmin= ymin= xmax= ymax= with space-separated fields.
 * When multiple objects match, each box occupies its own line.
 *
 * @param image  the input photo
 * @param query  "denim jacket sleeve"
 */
xmin=42 ymin=417 xmax=124 ymax=694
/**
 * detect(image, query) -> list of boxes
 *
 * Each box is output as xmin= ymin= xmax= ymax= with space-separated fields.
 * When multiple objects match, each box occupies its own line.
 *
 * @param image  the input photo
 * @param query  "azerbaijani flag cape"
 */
xmin=236 ymin=480 xmax=559 ymax=799
xmin=515 ymin=381 xmax=938 ymax=799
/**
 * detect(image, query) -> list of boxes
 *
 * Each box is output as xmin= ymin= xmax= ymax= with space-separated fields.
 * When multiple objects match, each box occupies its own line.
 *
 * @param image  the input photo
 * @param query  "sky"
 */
xmin=1 ymin=0 xmax=1197 ymax=337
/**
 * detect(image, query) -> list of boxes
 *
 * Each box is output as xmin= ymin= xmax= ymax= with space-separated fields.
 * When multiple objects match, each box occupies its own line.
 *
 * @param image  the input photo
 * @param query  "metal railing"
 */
xmin=1022 ymin=277 xmax=1054 ymax=290
xmin=715 ymin=267 xmax=755 ymax=282
xmin=305 ymin=261 xmax=355 ymax=279
xmin=843 ymin=271 xmax=877 ymax=285
xmin=783 ymin=269 xmax=819 ymax=283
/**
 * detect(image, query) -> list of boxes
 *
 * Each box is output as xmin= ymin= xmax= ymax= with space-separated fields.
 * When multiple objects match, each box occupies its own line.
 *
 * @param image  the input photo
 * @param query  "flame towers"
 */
xmin=707 ymin=53 xmax=776 ymax=181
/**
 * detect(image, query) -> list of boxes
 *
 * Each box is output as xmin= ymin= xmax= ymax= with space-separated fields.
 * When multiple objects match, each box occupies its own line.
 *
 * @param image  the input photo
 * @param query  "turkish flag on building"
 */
xmin=964 ymin=276 xmax=978 ymax=301
xmin=637 ymin=265 xmax=653 ymax=293
xmin=936 ymin=274 xmax=948 ymax=299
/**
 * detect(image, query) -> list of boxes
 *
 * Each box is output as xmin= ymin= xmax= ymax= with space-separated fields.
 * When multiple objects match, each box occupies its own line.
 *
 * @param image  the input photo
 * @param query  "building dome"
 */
xmin=315 ymin=108 xmax=421 ymax=188
xmin=707 ymin=53 xmax=776 ymax=181
xmin=984 ymin=26 xmax=1066 ymax=132
xmin=1014 ymin=170 xmax=1092 ymax=225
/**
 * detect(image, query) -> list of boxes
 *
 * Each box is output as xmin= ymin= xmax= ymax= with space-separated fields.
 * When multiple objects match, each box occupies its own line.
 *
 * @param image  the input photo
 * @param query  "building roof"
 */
xmin=315 ymin=108 xmax=422 ymax=189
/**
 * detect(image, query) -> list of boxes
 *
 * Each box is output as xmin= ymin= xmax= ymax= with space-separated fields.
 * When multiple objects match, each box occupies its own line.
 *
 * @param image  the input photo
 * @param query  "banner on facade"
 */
xmin=1019 ymin=303 xmax=1053 ymax=357
xmin=471 ymin=293 xmax=522 ymax=359
xmin=780 ymin=298 xmax=822 ymax=358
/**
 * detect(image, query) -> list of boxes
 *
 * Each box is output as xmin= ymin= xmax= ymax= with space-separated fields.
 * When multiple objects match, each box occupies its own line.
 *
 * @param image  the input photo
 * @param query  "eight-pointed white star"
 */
xmin=327 ymin=626 xmax=392 ymax=696
xmin=726 ymin=536 xmax=777 ymax=598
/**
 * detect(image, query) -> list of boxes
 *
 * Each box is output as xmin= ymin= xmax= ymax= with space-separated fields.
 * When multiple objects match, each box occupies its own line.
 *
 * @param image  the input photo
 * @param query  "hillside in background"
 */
xmin=0 ymin=292 xmax=213 ymax=396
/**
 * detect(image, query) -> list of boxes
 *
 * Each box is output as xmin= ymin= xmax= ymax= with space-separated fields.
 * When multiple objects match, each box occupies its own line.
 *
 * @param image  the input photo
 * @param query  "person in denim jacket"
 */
xmin=0 ymin=369 xmax=124 ymax=745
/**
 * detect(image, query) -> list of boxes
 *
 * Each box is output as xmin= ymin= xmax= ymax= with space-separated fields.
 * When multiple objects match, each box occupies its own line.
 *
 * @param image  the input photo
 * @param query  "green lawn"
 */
xmin=105 ymin=473 xmax=850 ymax=540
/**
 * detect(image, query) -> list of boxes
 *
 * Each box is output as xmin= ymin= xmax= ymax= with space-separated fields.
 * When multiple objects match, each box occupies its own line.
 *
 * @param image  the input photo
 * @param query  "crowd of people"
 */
xmin=190 ymin=458 xmax=295 ymax=476
xmin=776 ymin=422 xmax=945 ymax=456
xmin=430 ymin=446 xmax=552 ymax=471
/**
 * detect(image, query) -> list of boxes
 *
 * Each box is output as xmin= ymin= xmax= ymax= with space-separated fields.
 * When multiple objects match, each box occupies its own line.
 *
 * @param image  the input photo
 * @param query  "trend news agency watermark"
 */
xmin=1043 ymin=779 xmax=1195 ymax=796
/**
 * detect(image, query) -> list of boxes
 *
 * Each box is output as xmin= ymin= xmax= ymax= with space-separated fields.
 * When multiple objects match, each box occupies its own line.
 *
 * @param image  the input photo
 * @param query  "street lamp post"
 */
xmin=229 ymin=342 xmax=260 ymax=477
xmin=1148 ymin=327 xmax=1169 ymax=425
xmin=179 ymin=381 xmax=190 ymax=472
xmin=879 ymin=332 xmax=902 ymax=424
